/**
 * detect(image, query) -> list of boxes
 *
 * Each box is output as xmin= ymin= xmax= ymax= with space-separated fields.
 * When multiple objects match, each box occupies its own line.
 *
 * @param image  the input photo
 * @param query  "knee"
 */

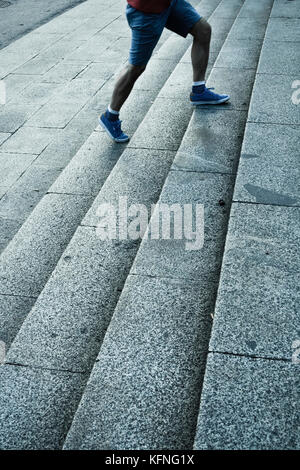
xmin=193 ymin=19 xmax=211 ymax=44
xmin=128 ymin=64 xmax=146 ymax=80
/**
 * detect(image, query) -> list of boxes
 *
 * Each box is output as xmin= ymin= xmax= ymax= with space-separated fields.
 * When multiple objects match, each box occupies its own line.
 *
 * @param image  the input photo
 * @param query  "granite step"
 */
xmin=193 ymin=0 xmax=300 ymax=450
xmin=0 ymin=0 xmax=224 ymax=450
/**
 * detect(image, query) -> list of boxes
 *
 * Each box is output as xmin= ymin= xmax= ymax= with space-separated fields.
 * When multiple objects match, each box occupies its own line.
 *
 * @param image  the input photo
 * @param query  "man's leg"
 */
xmin=99 ymin=62 xmax=147 ymax=143
xmin=190 ymin=18 xmax=211 ymax=82
xmin=100 ymin=5 xmax=165 ymax=143
xmin=189 ymin=18 xmax=230 ymax=105
xmin=110 ymin=64 xmax=146 ymax=112
xmin=165 ymin=0 xmax=229 ymax=105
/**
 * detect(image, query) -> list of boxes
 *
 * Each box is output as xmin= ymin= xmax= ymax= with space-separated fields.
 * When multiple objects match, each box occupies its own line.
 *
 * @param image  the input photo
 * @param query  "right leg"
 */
xmin=100 ymin=60 xmax=148 ymax=143
xmin=110 ymin=63 xmax=146 ymax=112
xmin=101 ymin=6 xmax=164 ymax=142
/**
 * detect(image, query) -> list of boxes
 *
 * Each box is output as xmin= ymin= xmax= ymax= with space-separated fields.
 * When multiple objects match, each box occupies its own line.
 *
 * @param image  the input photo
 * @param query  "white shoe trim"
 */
xmin=191 ymin=96 xmax=230 ymax=106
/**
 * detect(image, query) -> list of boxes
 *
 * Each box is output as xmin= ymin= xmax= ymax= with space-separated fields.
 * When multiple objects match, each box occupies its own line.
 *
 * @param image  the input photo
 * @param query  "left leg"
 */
xmin=165 ymin=0 xmax=230 ymax=105
xmin=190 ymin=18 xmax=211 ymax=82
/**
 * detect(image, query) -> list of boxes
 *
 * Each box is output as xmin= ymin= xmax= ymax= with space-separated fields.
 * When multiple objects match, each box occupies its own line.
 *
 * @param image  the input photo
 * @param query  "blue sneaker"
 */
xmin=99 ymin=112 xmax=129 ymax=143
xmin=190 ymin=86 xmax=230 ymax=105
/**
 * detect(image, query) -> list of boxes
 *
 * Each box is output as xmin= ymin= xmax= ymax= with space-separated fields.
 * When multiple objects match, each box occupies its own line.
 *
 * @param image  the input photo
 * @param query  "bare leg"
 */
xmin=110 ymin=64 xmax=146 ymax=111
xmin=190 ymin=18 xmax=211 ymax=82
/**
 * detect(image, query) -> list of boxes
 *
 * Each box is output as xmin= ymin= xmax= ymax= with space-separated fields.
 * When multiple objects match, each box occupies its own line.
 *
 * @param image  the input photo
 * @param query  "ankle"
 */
xmin=192 ymin=81 xmax=206 ymax=93
xmin=106 ymin=105 xmax=120 ymax=122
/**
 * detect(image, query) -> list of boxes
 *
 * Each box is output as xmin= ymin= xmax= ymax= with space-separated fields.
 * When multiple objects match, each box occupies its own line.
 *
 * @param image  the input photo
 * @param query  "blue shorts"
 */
xmin=126 ymin=0 xmax=201 ymax=66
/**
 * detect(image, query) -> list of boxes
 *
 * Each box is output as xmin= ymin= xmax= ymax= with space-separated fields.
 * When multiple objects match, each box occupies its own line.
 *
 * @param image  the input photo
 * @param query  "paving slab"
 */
xmin=249 ymin=73 xmax=300 ymax=125
xmin=34 ymin=111 xmax=98 ymax=168
xmin=67 ymin=42 xmax=126 ymax=65
xmin=94 ymin=18 xmax=132 ymax=38
xmin=131 ymin=170 xmax=234 ymax=283
xmin=206 ymin=67 xmax=256 ymax=111
xmin=214 ymin=38 xmax=262 ymax=69
xmin=0 ymin=165 xmax=62 ymax=222
xmin=194 ymin=353 xmax=299 ymax=450
xmin=2 ymin=74 xmax=39 ymax=103
xmin=23 ymin=101 xmax=86 ymax=129
xmin=8 ymin=81 xmax=60 ymax=107
xmin=42 ymin=61 xmax=90 ymax=83
xmin=234 ymin=123 xmax=300 ymax=205
xmin=265 ymin=18 xmax=300 ymax=42
xmin=0 ymin=218 xmax=22 ymax=255
xmin=49 ymin=78 xmax=106 ymax=104
xmin=75 ymin=61 xmax=121 ymax=81
xmin=13 ymin=56 xmax=61 ymax=76
xmin=0 ymin=53 xmax=25 ymax=79
xmin=0 ymin=133 xmax=10 ymax=146
xmin=63 ymin=274 xmax=213 ymax=450
xmin=172 ymin=108 xmax=247 ymax=174
xmin=33 ymin=17 xmax=85 ymax=35
xmin=3 ymin=32 xmax=64 ymax=57
xmin=64 ymin=35 xmax=118 ymax=62
xmin=258 ymin=40 xmax=300 ymax=76
xmin=0 ymin=365 xmax=88 ymax=450
xmin=0 ymin=193 xmax=93 ymax=297
xmin=0 ymin=104 xmax=38 ymax=133
xmin=209 ymin=202 xmax=300 ymax=360
xmin=0 ymin=294 xmax=36 ymax=348
xmin=23 ymin=78 xmax=106 ymax=128
xmin=0 ymin=127 xmax=57 ymax=155
xmin=38 ymin=38 xmax=86 ymax=61
xmin=0 ymin=152 xmax=37 ymax=199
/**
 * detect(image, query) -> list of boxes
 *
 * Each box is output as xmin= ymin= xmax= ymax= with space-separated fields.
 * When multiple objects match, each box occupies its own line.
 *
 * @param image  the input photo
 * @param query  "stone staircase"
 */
xmin=0 ymin=0 xmax=299 ymax=450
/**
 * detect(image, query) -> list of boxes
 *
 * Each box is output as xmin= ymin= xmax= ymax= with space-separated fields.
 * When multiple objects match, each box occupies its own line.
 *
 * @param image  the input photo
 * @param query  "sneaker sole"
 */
xmin=191 ymin=96 xmax=230 ymax=106
xmin=99 ymin=118 xmax=130 ymax=143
